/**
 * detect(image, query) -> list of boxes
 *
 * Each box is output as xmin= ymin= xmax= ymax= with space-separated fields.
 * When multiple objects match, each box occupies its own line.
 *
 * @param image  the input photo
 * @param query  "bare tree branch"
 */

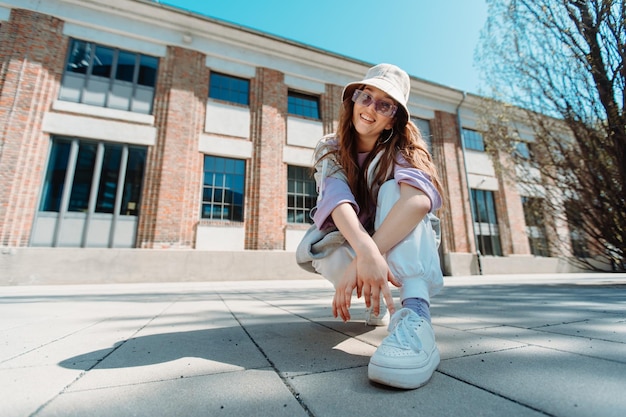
xmin=476 ymin=0 xmax=625 ymax=271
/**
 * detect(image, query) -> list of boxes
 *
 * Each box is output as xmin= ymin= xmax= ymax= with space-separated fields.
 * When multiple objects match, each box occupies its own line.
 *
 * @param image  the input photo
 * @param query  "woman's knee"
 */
xmin=312 ymin=243 xmax=354 ymax=287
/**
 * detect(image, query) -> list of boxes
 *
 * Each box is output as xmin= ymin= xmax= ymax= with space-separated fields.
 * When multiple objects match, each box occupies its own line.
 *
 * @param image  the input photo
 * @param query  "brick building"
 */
xmin=0 ymin=0 xmax=576 ymax=284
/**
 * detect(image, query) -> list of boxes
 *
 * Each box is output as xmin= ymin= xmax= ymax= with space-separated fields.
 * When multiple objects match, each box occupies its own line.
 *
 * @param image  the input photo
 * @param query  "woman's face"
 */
xmin=351 ymin=86 xmax=396 ymax=151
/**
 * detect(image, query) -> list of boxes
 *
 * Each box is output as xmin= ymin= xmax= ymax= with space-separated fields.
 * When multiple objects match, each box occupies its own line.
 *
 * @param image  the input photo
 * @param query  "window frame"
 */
xmin=287 ymin=91 xmax=321 ymax=120
xmin=208 ymin=72 xmax=250 ymax=106
xmin=39 ymin=136 xmax=147 ymax=217
xmin=287 ymin=165 xmax=317 ymax=224
xmin=59 ymin=38 xmax=159 ymax=114
xmin=514 ymin=141 xmax=534 ymax=160
xmin=462 ymin=128 xmax=486 ymax=152
xmin=521 ymin=196 xmax=550 ymax=257
xmin=470 ymin=189 xmax=502 ymax=256
xmin=201 ymin=155 xmax=246 ymax=222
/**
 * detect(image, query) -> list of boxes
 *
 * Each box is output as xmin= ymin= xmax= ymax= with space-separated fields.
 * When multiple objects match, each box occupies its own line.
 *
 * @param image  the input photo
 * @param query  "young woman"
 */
xmin=304 ymin=63 xmax=444 ymax=389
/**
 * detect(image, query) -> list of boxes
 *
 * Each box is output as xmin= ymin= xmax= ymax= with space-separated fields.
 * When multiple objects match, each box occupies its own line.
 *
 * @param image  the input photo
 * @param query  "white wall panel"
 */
xmin=42 ymin=112 xmax=156 ymax=146
xmin=286 ymin=118 xmax=323 ymax=148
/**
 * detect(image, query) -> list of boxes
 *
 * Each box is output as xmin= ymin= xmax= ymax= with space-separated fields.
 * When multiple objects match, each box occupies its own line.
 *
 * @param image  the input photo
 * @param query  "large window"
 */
xmin=40 ymin=138 xmax=146 ymax=216
xmin=470 ymin=189 xmax=502 ymax=256
xmin=462 ymin=128 xmax=485 ymax=151
xmin=209 ymin=72 xmax=249 ymax=106
xmin=35 ymin=137 xmax=147 ymax=248
xmin=59 ymin=39 xmax=159 ymax=114
xmin=202 ymin=156 xmax=246 ymax=221
xmin=288 ymin=91 xmax=320 ymax=119
xmin=522 ymin=197 xmax=550 ymax=257
xmin=287 ymin=165 xmax=317 ymax=224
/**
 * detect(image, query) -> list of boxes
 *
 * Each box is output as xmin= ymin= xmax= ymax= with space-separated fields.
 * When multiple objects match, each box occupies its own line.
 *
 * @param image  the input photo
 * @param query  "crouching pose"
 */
xmin=298 ymin=63 xmax=444 ymax=389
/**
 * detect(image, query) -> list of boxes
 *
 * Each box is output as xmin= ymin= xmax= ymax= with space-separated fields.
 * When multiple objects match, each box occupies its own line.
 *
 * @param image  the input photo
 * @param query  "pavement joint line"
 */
xmin=28 ymin=299 xmax=180 ymax=417
xmin=525 ymin=326 xmax=626 ymax=346
xmin=223 ymin=291 xmax=390 ymax=376
xmin=0 ymin=318 xmax=109 ymax=366
xmin=281 ymin=363 xmax=368 ymax=379
xmin=44 ymin=366 xmax=275 ymax=394
xmin=525 ymin=342 xmax=626 ymax=365
xmin=243 ymin=293 xmax=381 ymax=348
xmin=441 ymin=324 xmax=626 ymax=364
xmin=436 ymin=369 xmax=556 ymax=417
xmin=441 ymin=344 xmax=529 ymax=361
xmin=217 ymin=292 xmax=316 ymax=417
xmin=531 ymin=319 xmax=590 ymax=328
xmin=434 ymin=321 xmax=504 ymax=331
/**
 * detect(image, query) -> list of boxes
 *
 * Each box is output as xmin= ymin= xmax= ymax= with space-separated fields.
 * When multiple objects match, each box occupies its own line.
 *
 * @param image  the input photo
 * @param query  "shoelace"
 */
xmin=386 ymin=311 xmax=423 ymax=352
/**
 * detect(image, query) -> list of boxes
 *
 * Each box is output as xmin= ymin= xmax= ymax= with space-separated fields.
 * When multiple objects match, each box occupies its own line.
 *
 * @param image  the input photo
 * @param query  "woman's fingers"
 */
xmin=333 ymin=283 xmax=354 ymax=322
xmin=334 ymin=271 xmax=401 ymax=322
xmin=341 ymin=289 xmax=351 ymax=321
xmin=361 ymin=283 xmax=372 ymax=309
xmin=381 ymin=282 xmax=396 ymax=316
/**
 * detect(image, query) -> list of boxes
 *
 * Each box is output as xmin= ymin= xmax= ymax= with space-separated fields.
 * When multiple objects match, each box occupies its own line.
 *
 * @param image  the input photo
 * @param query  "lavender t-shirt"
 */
xmin=312 ymin=152 xmax=441 ymax=230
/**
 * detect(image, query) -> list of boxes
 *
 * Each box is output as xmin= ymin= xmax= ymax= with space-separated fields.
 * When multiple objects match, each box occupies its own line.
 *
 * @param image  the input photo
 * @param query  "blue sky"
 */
xmin=159 ymin=0 xmax=488 ymax=94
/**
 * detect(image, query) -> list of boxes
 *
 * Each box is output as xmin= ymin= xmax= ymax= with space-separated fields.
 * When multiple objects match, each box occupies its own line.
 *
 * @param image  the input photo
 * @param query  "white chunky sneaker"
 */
xmin=368 ymin=308 xmax=440 ymax=389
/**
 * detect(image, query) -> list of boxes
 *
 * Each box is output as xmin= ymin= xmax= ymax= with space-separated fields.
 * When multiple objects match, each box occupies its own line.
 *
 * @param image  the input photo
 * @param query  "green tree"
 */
xmin=475 ymin=0 xmax=625 ymax=271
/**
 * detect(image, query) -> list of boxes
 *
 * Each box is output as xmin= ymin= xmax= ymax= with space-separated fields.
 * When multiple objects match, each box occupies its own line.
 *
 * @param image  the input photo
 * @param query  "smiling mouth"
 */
xmin=360 ymin=113 xmax=375 ymax=122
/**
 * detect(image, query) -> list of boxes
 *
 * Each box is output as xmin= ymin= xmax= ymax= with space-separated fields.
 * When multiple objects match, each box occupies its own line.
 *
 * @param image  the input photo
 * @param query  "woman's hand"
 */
xmin=332 ymin=252 xmax=401 ymax=322
xmin=332 ymin=259 xmax=357 ymax=322
xmin=330 ymin=202 xmax=403 ymax=322
xmin=355 ymin=250 xmax=400 ymax=318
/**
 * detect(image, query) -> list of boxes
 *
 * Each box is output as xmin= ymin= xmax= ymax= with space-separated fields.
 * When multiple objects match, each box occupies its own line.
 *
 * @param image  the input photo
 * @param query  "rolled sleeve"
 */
xmin=312 ymin=177 xmax=358 ymax=229
xmin=394 ymin=167 xmax=442 ymax=212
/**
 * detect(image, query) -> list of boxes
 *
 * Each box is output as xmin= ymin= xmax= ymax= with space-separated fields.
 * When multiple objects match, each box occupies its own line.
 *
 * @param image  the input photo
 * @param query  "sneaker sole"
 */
xmin=367 ymin=347 xmax=440 ymax=389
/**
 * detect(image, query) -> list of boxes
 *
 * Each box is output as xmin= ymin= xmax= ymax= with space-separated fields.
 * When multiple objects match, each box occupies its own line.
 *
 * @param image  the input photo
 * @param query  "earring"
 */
xmin=379 ymin=128 xmax=394 ymax=144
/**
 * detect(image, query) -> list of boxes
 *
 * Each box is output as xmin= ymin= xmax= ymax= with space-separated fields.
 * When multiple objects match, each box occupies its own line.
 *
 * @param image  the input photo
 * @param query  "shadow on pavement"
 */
xmin=58 ymin=320 xmax=378 ymax=374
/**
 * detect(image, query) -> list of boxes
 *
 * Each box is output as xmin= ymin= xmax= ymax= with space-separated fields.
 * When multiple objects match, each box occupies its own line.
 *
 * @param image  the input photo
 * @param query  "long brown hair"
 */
xmin=323 ymin=87 xmax=443 ymax=216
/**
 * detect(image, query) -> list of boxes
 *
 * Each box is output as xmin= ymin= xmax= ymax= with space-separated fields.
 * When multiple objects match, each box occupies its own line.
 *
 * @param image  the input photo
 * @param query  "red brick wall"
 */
xmin=246 ymin=67 xmax=287 ymax=249
xmin=494 ymin=150 xmax=531 ymax=255
xmin=432 ymin=111 xmax=473 ymax=254
xmin=0 ymin=9 xmax=66 ymax=246
xmin=322 ymin=84 xmax=342 ymax=135
xmin=137 ymin=46 xmax=207 ymax=249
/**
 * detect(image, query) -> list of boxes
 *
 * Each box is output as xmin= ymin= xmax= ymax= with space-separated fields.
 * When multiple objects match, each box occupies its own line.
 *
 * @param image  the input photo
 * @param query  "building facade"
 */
xmin=0 ymin=0 xmax=576 ymax=284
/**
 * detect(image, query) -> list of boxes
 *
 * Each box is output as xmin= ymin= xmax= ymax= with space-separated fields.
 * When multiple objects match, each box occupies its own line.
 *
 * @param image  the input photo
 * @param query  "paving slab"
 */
xmin=0 ymin=364 xmax=90 ymax=417
xmin=476 ymin=325 xmax=626 ymax=362
xmin=38 ymin=369 xmax=307 ymax=417
xmin=439 ymin=345 xmax=626 ymax=417
xmin=290 ymin=366 xmax=545 ymax=417
xmin=0 ymin=273 xmax=624 ymax=417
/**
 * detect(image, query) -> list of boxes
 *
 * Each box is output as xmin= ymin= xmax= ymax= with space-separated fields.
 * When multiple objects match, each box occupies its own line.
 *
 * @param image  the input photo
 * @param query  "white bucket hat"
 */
xmin=342 ymin=63 xmax=411 ymax=118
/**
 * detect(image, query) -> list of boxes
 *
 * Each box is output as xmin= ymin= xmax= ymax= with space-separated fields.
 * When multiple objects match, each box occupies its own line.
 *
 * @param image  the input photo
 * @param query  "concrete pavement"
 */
xmin=1 ymin=273 xmax=625 ymax=417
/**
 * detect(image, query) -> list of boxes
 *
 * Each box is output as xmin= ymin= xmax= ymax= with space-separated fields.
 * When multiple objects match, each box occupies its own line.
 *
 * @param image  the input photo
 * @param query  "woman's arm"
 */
xmin=372 ymin=182 xmax=431 ymax=253
xmin=330 ymin=203 xmax=400 ymax=321
xmin=331 ymin=183 xmax=431 ymax=321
